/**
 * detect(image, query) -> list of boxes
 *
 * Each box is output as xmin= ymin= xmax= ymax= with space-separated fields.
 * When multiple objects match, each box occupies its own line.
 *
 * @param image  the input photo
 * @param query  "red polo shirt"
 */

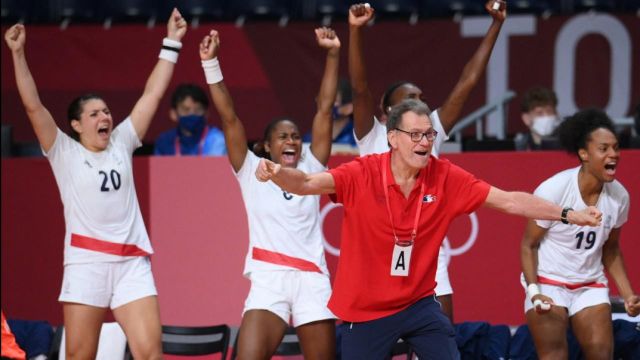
xmin=328 ymin=152 xmax=490 ymax=322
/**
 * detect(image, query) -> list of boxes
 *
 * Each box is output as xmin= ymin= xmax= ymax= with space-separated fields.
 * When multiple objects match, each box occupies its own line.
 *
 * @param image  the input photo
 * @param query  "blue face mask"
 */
xmin=178 ymin=114 xmax=206 ymax=137
xmin=332 ymin=105 xmax=341 ymax=120
xmin=332 ymin=104 xmax=353 ymax=121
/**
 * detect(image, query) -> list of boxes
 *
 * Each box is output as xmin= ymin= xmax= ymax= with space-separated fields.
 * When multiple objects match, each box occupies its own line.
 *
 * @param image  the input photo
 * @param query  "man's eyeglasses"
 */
xmin=395 ymin=128 xmax=438 ymax=142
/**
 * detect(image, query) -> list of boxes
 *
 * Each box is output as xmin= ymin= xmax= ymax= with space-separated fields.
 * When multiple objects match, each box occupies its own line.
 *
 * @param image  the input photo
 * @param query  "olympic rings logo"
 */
xmin=319 ymin=202 xmax=479 ymax=260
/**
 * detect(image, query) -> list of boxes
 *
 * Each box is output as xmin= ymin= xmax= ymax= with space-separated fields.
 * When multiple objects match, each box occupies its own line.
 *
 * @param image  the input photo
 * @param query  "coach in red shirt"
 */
xmin=256 ymin=99 xmax=601 ymax=359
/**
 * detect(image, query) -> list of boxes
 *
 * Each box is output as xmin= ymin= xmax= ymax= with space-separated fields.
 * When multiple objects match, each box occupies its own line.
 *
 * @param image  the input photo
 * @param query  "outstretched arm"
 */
xmin=5 ymin=24 xmax=57 ymax=152
xmin=602 ymin=228 xmax=640 ymax=317
xmin=349 ymin=3 xmax=377 ymax=140
xmin=200 ymin=30 xmax=248 ymax=172
xmin=520 ymin=220 xmax=555 ymax=313
xmin=309 ymin=27 xmax=341 ymax=166
xmin=483 ymin=186 xmax=602 ymax=226
xmin=437 ymin=0 xmax=506 ymax=133
xmin=255 ymin=158 xmax=335 ymax=195
xmin=130 ymin=8 xmax=187 ymax=140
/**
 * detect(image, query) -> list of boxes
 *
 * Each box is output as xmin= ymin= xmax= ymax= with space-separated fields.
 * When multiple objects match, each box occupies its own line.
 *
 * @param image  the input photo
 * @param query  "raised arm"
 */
xmin=200 ymin=30 xmax=247 ymax=172
xmin=310 ymin=27 xmax=341 ymax=165
xmin=130 ymin=8 xmax=187 ymax=140
xmin=255 ymin=158 xmax=335 ymax=195
xmin=520 ymin=220 xmax=555 ymax=313
xmin=5 ymin=24 xmax=57 ymax=152
xmin=601 ymin=228 xmax=640 ymax=317
xmin=349 ymin=3 xmax=377 ymax=140
xmin=437 ymin=0 xmax=506 ymax=133
xmin=483 ymin=186 xmax=602 ymax=226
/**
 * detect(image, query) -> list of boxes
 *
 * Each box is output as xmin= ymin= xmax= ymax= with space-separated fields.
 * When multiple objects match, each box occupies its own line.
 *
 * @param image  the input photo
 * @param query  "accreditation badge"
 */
xmin=390 ymin=239 xmax=413 ymax=276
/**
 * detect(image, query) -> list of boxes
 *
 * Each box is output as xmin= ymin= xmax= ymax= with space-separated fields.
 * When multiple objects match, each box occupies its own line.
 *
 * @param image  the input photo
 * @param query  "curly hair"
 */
xmin=558 ymin=108 xmax=616 ymax=157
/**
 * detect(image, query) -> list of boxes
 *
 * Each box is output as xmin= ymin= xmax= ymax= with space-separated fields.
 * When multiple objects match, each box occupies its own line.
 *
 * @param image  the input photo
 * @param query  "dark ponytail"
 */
xmin=67 ymin=93 xmax=103 ymax=141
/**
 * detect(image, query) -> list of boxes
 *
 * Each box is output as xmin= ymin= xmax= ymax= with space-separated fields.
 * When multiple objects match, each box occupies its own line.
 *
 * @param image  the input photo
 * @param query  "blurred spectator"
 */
xmin=635 ymin=102 xmax=640 ymax=134
xmin=304 ymin=78 xmax=356 ymax=147
xmin=1 ymin=310 xmax=26 ymax=360
xmin=514 ymin=87 xmax=561 ymax=151
xmin=631 ymin=102 xmax=640 ymax=149
xmin=5 ymin=318 xmax=52 ymax=360
xmin=154 ymin=83 xmax=226 ymax=156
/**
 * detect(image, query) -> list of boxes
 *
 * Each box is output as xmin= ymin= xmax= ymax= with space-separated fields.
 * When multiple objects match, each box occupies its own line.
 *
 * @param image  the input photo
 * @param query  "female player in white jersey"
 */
xmin=198 ymin=28 xmax=339 ymax=359
xmin=5 ymin=10 xmax=187 ymax=359
xmin=521 ymin=108 xmax=640 ymax=359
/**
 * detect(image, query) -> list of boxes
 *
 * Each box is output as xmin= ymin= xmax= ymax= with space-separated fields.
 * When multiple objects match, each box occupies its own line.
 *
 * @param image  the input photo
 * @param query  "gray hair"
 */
xmin=386 ymin=99 xmax=431 ymax=133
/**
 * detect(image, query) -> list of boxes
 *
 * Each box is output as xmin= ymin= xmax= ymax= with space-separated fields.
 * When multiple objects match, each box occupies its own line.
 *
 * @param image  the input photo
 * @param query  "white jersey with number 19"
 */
xmin=531 ymin=166 xmax=629 ymax=285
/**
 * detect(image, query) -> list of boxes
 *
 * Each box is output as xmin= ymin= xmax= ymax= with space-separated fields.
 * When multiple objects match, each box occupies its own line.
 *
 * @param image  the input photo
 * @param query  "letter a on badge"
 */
xmin=390 ymin=243 xmax=412 ymax=276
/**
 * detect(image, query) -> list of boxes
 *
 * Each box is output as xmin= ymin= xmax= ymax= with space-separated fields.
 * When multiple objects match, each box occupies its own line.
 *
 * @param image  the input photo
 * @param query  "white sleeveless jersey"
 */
xmin=235 ymin=146 xmax=329 ymax=276
xmin=46 ymin=118 xmax=152 ymax=265
xmin=532 ymin=166 xmax=629 ymax=284
xmin=355 ymin=109 xmax=448 ymax=157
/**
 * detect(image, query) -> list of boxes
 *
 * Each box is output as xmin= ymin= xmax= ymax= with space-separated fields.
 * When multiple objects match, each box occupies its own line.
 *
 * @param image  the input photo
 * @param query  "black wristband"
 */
xmin=561 ymin=207 xmax=573 ymax=224
xmin=162 ymin=45 xmax=180 ymax=53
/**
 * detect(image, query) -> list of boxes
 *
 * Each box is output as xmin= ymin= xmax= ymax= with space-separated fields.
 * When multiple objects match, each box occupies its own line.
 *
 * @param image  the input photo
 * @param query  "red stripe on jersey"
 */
xmin=71 ymin=233 xmax=150 ymax=257
xmin=252 ymin=247 xmax=322 ymax=273
xmin=538 ymin=275 xmax=606 ymax=290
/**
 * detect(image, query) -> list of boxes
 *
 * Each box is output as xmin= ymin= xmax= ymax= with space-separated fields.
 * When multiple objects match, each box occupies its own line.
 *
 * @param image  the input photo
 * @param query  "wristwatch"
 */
xmin=561 ymin=207 xmax=573 ymax=224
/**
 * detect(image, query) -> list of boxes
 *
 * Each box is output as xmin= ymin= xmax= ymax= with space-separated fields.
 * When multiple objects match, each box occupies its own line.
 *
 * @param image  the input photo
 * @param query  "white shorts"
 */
xmin=523 ymin=283 xmax=610 ymax=317
xmin=434 ymin=245 xmax=453 ymax=296
xmin=243 ymin=270 xmax=335 ymax=327
xmin=59 ymin=257 xmax=157 ymax=309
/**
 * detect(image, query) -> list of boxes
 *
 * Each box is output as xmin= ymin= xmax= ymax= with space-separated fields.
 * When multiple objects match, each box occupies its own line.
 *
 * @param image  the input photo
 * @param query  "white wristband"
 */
xmin=159 ymin=49 xmax=178 ymax=63
xmin=527 ymin=283 xmax=551 ymax=310
xmin=162 ymin=37 xmax=183 ymax=50
xmin=159 ymin=37 xmax=182 ymax=64
xmin=526 ymin=283 xmax=540 ymax=303
xmin=202 ymin=58 xmax=224 ymax=84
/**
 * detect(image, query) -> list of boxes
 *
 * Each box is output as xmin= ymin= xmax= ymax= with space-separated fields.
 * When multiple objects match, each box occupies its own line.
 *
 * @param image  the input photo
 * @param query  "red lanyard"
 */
xmin=381 ymin=152 xmax=426 ymax=245
xmin=174 ymin=126 xmax=209 ymax=156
